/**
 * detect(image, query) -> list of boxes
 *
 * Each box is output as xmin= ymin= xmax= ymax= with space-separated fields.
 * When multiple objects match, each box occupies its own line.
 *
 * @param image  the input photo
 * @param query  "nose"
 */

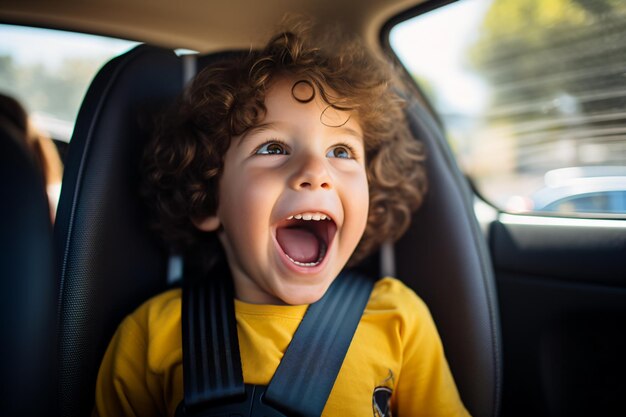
xmin=289 ymin=152 xmax=332 ymax=190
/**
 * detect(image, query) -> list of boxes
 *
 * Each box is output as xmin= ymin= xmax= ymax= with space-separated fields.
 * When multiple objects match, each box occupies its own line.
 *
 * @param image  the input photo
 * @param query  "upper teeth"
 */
xmin=287 ymin=212 xmax=330 ymax=221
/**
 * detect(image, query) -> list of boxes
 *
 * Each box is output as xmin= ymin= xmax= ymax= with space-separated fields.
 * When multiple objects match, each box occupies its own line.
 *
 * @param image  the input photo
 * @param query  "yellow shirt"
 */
xmin=94 ymin=277 xmax=470 ymax=417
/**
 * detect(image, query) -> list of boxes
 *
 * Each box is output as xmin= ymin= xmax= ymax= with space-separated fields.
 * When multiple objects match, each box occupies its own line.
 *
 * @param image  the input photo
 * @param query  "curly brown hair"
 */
xmin=142 ymin=25 xmax=427 ymax=266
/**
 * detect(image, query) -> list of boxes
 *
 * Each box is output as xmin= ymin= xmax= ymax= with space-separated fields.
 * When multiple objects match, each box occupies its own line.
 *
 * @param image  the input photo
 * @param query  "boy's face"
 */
xmin=195 ymin=77 xmax=369 ymax=305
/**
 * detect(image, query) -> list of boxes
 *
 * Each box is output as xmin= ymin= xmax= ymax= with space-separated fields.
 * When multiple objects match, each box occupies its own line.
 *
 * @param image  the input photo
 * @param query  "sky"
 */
xmin=0 ymin=24 xmax=139 ymax=70
xmin=389 ymin=0 xmax=493 ymax=115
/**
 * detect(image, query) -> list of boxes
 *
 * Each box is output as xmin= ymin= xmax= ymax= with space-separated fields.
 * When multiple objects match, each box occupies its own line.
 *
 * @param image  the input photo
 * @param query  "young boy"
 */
xmin=94 ymin=27 xmax=470 ymax=417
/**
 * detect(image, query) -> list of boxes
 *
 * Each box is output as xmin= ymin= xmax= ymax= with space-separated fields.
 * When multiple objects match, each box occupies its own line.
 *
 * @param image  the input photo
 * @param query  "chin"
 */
xmin=279 ymin=282 xmax=330 ymax=306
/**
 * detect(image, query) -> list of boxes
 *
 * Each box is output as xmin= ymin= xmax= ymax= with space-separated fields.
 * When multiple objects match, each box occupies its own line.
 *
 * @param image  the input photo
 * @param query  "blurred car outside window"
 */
xmin=0 ymin=24 xmax=140 ymax=144
xmin=389 ymin=0 xmax=626 ymax=217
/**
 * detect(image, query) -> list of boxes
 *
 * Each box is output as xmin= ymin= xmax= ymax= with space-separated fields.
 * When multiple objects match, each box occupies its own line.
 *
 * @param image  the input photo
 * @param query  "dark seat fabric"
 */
xmin=54 ymin=45 xmax=183 ymax=417
xmin=0 ymin=128 xmax=58 ymax=416
xmin=397 ymin=100 xmax=502 ymax=417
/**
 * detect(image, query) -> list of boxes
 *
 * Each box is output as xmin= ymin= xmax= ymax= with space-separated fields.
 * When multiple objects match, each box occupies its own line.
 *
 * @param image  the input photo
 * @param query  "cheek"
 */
xmin=238 ymin=170 xmax=281 ymax=210
xmin=343 ymin=171 xmax=370 ymax=238
xmin=218 ymin=170 xmax=277 ymax=234
xmin=356 ymin=178 xmax=370 ymax=231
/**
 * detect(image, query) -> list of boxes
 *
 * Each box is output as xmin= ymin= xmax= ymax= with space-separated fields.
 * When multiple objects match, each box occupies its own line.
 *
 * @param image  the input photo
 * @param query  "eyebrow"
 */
xmin=335 ymin=126 xmax=363 ymax=140
xmin=236 ymin=122 xmax=276 ymax=147
xmin=236 ymin=121 xmax=363 ymax=146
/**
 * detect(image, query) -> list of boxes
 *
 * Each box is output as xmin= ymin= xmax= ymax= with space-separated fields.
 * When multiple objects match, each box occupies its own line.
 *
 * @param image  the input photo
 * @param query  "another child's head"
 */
xmin=0 ymin=93 xmax=63 ymax=220
xmin=143 ymin=24 xmax=427 ymax=304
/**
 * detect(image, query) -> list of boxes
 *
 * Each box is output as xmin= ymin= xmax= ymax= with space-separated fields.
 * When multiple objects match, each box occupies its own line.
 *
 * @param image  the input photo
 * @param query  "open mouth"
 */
xmin=275 ymin=213 xmax=337 ymax=267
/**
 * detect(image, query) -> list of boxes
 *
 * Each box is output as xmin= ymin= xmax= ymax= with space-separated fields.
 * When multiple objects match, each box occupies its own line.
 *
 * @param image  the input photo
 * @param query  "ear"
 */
xmin=192 ymin=215 xmax=221 ymax=232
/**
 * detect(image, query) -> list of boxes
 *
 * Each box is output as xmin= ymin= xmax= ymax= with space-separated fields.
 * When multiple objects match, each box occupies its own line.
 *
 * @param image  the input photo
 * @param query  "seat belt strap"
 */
xmin=181 ymin=262 xmax=245 ymax=412
xmin=180 ymin=267 xmax=374 ymax=417
xmin=264 ymin=269 xmax=374 ymax=417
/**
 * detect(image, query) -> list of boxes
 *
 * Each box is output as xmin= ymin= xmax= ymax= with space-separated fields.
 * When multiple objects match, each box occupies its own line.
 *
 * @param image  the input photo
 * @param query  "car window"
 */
xmin=388 ymin=0 xmax=626 ymax=217
xmin=1 ymin=24 xmax=139 ymax=219
xmin=0 ymin=24 xmax=139 ymax=143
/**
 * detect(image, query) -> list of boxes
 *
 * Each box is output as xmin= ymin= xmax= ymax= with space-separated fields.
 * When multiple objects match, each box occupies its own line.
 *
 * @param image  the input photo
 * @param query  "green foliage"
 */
xmin=469 ymin=0 xmax=626 ymax=109
xmin=466 ymin=0 xmax=626 ymax=171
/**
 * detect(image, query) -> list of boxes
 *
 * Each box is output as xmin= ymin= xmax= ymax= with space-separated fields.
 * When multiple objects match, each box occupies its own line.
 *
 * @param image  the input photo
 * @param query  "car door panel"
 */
xmin=490 ymin=216 xmax=626 ymax=417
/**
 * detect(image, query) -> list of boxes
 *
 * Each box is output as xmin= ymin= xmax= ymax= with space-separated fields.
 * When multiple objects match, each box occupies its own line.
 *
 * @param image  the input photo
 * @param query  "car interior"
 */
xmin=0 ymin=111 xmax=58 ymax=417
xmin=1 ymin=1 xmax=624 ymax=417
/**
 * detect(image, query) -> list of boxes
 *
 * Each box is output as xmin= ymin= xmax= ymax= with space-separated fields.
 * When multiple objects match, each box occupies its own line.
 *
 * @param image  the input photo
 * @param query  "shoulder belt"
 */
xmin=178 ymin=267 xmax=375 ymax=417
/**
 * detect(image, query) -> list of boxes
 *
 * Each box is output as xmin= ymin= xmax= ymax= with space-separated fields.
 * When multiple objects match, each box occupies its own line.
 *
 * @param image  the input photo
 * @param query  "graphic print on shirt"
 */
xmin=372 ymin=369 xmax=394 ymax=417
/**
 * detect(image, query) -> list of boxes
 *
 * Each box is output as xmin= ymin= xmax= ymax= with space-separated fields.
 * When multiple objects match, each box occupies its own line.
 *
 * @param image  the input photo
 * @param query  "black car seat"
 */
xmin=55 ymin=44 xmax=501 ymax=417
xmin=0 ymin=124 xmax=58 ymax=416
xmin=54 ymin=45 xmax=183 ymax=417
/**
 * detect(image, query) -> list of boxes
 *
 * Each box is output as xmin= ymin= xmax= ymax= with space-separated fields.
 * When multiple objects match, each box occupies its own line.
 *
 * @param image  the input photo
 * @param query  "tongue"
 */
xmin=276 ymin=227 xmax=320 ymax=263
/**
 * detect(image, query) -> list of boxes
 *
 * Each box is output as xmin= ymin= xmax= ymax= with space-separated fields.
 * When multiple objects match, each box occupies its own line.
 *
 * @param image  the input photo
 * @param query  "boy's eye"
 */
xmin=327 ymin=145 xmax=353 ymax=159
xmin=255 ymin=141 xmax=289 ymax=155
